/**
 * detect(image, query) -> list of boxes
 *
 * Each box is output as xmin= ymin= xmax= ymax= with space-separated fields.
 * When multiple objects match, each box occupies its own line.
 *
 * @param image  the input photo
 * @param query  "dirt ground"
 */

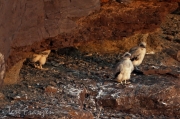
xmin=0 ymin=12 xmax=180 ymax=119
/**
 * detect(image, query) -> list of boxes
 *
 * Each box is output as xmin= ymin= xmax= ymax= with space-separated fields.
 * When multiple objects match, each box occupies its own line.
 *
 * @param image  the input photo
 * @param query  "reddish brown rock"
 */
xmin=100 ymin=0 xmax=110 ymax=3
xmin=4 ymin=59 xmax=26 ymax=85
xmin=78 ymin=1 xmax=178 ymax=53
xmin=0 ymin=53 xmax=5 ymax=87
xmin=177 ymin=50 xmax=180 ymax=62
xmin=78 ymin=88 xmax=87 ymax=109
xmin=0 ymin=93 xmax=5 ymax=100
xmin=69 ymin=110 xmax=94 ymax=119
xmin=44 ymin=86 xmax=58 ymax=93
xmin=162 ymin=55 xmax=179 ymax=66
xmin=143 ymin=68 xmax=172 ymax=75
xmin=0 ymin=0 xmax=100 ymax=86
xmin=96 ymin=76 xmax=180 ymax=116
xmin=143 ymin=68 xmax=180 ymax=78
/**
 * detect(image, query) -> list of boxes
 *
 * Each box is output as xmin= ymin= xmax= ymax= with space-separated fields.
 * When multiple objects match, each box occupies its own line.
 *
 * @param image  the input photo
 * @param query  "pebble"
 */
xmin=51 ymin=61 xmax=60 ymax=67
xmin=45 ymin=86 xmax=58 ymax=93
xmin=0 ymin=93 xmax=5 ymax=100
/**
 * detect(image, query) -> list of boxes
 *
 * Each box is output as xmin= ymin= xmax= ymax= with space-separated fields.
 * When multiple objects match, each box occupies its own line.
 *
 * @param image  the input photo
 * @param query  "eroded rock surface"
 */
xmin=0 ymin=47 xmax=179 ymax=118
xmin=97 ymin=73 xmax=180 ymax=116
xmin=0 ymin=0 xmax=100 ymax=85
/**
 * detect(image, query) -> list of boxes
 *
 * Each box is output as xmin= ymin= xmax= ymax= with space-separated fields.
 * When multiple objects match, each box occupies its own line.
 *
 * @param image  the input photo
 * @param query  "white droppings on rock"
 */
xmin=161 ymin=102 xmax=168 ymax=106
xmin=13 ymin=96 xmax=21 ymax=100
xmin=111 ymin=92 xmax=121 ymax=98
xmin=90 ymin=98 xmax=96 ymax=105
xmin=96 ymin=90 xmax=103 ymax=99
xmin=99 ymin=83 xmax=114 ymax=90
xmin=88 ymin=84 xmax=98 ymax=91
xmin=128 ymin=84 xmax=134 ymax=88
xmin=82 ymin=78 xmax=88 ymax=80
xmin=151 ymin=66 xmax=159 ymax=69
xmin=67 ymin=88 xmax=83 ymax=99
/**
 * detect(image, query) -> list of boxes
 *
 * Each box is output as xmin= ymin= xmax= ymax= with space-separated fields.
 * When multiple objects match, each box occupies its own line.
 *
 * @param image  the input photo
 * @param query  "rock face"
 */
xmin=97 ymin=72 xmax=180 ymax=116
xmin=4 ymin=59 xmax=25 ymax=85
xmin=0 ymin=48 xmax=179 ymax=118
xmin=0 ymin=0 xmax=179 ymax=85
xmin=0 ymin=0 xmax=100 ymax=85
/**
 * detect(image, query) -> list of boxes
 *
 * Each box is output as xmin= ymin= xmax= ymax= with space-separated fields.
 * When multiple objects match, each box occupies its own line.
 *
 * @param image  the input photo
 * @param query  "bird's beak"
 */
xmin=141 ymin=45 xmax=146 ymax=48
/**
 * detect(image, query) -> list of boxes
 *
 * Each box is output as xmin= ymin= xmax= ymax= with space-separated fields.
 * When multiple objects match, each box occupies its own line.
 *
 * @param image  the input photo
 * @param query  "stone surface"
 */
xmin=44 ymin=86 xmax=58 ymax=93
xmin=0 ymin=49 xmax=179 ymax=118
xmin=69 ymin=110 xmax=94 ymax=119
xmin=101 ymin=0 xmax=110 ymax=3
xmin=0 ymin=0 xmax=100 ymax=86
xmin=177 ymin=50 xmax=180 ymax=62
xmin=143 ymin=68 xmax=180 ymax=78
xmin=4 ymin=59 xmax=26 ymax=85
xmin=0 ymin=0 xmax=178 ymax=86
xmin=143 ymin=68 xmax=172 ymax=75
xmin=96 ymin=74 xmax=180 ymax=116
xmin=0 ymin=53 xmax=5 ymax=87
xmin=0 ymin=92 xmax=5 ymax=100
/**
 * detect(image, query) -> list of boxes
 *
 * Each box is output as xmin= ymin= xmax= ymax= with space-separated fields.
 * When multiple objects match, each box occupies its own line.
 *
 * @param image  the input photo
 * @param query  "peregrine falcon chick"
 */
xmin=31 ymin=50 xmax=51 ymax=70
xmin=114 ymin=52 xmax=134 ymax=84
xmin=129 ymin=42 xmax=146 ymax=70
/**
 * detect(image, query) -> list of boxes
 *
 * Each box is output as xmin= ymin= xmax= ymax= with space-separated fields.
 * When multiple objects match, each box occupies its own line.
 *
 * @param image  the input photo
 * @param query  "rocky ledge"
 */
xmin=0 ymin=46 xmax=179 ymax=118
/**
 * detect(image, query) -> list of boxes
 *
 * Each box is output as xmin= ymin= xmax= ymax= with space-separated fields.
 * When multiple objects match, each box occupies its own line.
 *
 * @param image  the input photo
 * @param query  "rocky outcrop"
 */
xmin=0 ymin=0 xmax=179 ymax=85
xmin=4 ymin=59 xmax=25 ymax=85
xmin=96 ymin=67 xmax=180 ymax=116
xmin=1 ymin=48 xmax=179 ymax=118
xmin=0 ymin=0 xmax=100 ymax=85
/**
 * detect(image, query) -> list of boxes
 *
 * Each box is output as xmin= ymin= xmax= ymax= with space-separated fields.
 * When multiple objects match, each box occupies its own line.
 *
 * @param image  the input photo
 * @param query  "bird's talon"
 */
xmin=42 ymin=68 xmax=48 ymax=70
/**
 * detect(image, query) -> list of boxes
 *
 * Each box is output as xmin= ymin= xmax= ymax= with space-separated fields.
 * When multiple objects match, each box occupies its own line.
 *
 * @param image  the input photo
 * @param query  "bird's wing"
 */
xmin=40 ymin=51 xmax=51 ymax=58
xmin=129 ymin=46 xmax=140 ymax=61
xmin=126 ymin=60 xmax=134 ymax=72
xmin=114 ymin=61 xmax=124 ymax=78
xmin=115 ymin=61 xmax=124 ymax=72
xmin=31 ymin=54 xmax=41 ymax=62
xmin=41 ymin=50 xmax=50 ymax=55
